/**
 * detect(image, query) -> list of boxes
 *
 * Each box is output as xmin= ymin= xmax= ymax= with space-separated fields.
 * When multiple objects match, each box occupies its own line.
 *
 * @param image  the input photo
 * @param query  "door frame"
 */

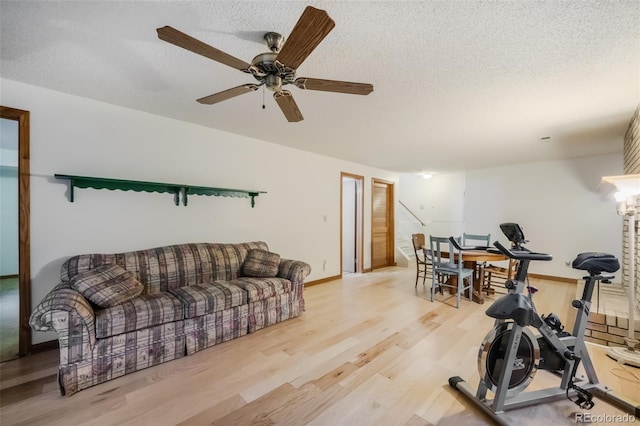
xmin=340 ymin=172 xmax=364 ymax=275
xmin=1 ymin=106 xmax=31 ymax=356
xmin=371 ymin=178 xmax=395 ymax=269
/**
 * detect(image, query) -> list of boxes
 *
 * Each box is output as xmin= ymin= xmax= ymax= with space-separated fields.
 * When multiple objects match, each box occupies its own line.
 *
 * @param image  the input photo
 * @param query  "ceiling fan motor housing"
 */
xmin=251 ymin=51 xmax=296 ymax=90
xmin=265 ymin=74 xmax=282 ymax=91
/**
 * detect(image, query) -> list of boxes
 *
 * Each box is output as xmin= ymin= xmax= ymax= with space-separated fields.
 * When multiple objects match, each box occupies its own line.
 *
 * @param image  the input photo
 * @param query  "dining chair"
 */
xmin=411 ymin=233 xmax=432 ymax=288
xmin=429 ymin=236 xmax=474 ymax=308
xmin=462 ymin=233 xmax=491 ymax=248
xmin=462 ymin=232 xmax=491 ymax=280
xmin=483 ymin=258 xmax=519 ymax=295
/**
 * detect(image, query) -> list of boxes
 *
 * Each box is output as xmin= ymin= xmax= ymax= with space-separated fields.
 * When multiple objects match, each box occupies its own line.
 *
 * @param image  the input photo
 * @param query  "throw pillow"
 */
xmin=70 ymin=263 xmax=144 ymax=308
xmin=242 ymin=249 xmax=280 ymax=277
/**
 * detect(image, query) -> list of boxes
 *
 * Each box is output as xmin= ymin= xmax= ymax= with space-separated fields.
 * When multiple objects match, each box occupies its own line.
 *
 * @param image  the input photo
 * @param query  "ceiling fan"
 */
xmin=157 ymin=6 xmax=373 ymax=122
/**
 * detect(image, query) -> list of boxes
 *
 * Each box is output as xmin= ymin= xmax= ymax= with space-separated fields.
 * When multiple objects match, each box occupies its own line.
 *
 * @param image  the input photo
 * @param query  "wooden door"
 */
xmin=371 ymin=179 xmax=394 ymax=269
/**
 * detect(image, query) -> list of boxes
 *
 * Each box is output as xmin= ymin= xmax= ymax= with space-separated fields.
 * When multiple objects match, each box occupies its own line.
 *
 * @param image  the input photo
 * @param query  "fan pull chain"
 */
xmin=262 ymin=86 xmax=266 ymax=110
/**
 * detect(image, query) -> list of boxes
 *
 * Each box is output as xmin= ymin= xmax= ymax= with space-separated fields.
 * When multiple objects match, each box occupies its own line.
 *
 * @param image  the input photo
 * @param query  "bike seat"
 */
xmin=571 ymin=252 xmax=620 ymax=274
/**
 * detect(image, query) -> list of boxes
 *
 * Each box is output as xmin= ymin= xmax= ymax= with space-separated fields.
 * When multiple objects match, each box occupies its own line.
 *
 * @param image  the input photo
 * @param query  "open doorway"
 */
xmin=0 ymin=117 xmax=19 ymax=361
xmin=341 ymin=173 xmax=364 ymax=275
xmin=0 ymin=106 xmax=31 ymax=361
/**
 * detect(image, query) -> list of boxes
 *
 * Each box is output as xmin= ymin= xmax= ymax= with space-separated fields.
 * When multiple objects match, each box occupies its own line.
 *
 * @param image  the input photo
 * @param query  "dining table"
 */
xmin=423 ymin=247 xmax=507 ymax=304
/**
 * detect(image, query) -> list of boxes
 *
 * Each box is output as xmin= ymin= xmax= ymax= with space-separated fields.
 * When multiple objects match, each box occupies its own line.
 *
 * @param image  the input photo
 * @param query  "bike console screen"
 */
xmin=499 ymin=222 xmax=527 ymax=249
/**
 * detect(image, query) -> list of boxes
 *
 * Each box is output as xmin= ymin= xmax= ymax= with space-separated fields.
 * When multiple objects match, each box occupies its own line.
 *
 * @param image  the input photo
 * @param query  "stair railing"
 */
xmin=399 ymin=201 xmax=426 ymax=227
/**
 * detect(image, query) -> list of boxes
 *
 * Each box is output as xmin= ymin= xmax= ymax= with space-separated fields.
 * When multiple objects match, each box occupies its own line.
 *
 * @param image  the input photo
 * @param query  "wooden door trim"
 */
xmin=371 ymin=178 xmax=395 ymax=269
xmin=1 ymin=106 xmax=31 ymax=356
xmin=340 ymin=172 xmax=364 ymax=275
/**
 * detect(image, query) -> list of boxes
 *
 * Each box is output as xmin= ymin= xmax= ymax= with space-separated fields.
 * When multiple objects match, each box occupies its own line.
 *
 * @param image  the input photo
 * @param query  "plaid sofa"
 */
xmin=30 ymin=242 xmax=311 ymax=396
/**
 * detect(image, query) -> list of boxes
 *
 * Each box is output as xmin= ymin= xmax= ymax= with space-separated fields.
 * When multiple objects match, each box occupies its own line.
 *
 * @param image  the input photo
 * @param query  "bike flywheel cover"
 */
xmin=477 ymin=322 xmax=540 ymax=397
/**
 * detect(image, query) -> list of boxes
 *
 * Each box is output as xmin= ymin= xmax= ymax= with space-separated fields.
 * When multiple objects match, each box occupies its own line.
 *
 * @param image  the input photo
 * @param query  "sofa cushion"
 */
xmin=70 ymin=264 xmax=144 ymax=308
xmin=242 ymin=249 xmax=280 ymax=277
xmin=62 ymin=242 xmax=270 ymax=294
xmin=168 ymin=282 xmax=247 ymax=319
xmin=229 ymin=277 xmax=292 ymax=302
xmin=95 ymin=292 xmax=184 ymax=338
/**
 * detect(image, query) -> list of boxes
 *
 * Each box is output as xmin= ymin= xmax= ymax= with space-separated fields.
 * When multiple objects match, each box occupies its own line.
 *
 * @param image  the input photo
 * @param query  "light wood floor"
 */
xmin=1 ymin=267 xmax=639 ymax=425
xmin=0 ymin=277 xmax=19 ymax=362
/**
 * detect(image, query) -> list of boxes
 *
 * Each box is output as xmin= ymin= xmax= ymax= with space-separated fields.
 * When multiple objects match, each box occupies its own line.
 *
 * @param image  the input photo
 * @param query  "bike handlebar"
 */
xmin=449 ymin=237 xmax=462 ymax=251
xmin=493 ymin=241 xmax=553 ymax=261
xmin=448 ymin=237 xmax=491 ymax=251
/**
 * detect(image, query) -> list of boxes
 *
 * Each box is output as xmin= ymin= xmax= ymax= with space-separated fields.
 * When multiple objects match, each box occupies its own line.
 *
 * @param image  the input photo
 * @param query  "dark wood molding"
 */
xmin=529 ymin=273 xmax=578 ymax=284
xmin=29 ymin=339 xmax=58 ymax=353
xmin=1 ymin=106 xmax=31 ymax=356
xmin=305 ymin=275 xmax=341 ymax=287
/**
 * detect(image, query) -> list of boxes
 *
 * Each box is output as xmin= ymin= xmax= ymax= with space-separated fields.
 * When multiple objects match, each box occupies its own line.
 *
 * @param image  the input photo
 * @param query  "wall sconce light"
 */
xmin=601 ymin=174 xmax=640 ymax=367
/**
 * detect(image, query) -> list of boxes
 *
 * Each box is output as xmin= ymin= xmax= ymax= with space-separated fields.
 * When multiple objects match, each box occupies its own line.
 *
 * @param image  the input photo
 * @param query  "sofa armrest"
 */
xmin=29 ymin=283 xmax=96 ymax=363
xmin=277 ymin=259 xmax=312 ymax=284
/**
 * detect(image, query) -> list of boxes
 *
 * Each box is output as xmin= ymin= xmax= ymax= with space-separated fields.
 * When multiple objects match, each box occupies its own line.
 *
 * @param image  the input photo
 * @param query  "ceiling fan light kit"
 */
xmin=157 ymin=6 xmax=373 ymax=122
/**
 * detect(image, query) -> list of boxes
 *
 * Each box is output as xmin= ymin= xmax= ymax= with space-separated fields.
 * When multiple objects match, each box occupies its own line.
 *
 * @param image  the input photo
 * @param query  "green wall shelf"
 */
xmin=54 ymin=174 xmax=266 ymax=207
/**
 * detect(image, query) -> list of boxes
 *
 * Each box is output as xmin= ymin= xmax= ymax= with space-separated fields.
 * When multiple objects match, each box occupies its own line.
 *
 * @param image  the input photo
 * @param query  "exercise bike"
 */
xmin=449 ymin=223 xmax=640 ymax=425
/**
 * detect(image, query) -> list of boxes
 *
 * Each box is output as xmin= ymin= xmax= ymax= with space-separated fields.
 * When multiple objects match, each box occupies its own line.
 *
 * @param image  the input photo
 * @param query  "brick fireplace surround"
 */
xmin=585 ymin=105 xmax=640 ymax=347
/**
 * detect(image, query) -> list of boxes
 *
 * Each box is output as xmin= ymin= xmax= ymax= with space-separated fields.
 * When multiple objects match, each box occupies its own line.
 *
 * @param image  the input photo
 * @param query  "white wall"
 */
xmin=465 ymin=154 xmax=623 ymax=278
xmin=0 ymin=79 xmax=398 ymax=344
xmin=398 ymin=172 xmax=466 ymax=238
xmin=400 ymin=154 xmax=623 ymax=280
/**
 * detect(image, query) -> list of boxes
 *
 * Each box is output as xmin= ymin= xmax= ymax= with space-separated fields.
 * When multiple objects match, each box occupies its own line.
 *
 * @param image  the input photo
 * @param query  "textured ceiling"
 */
xmin=1 ymin=1 xmax=638 ymax=173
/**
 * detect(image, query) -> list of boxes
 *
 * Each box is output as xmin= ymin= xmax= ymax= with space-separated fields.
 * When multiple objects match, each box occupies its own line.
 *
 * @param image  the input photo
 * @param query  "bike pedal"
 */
xmin=576 ymin=396 xmax=595 ymax=410
xmin=572 ymin=384 xmax=594 ymax=410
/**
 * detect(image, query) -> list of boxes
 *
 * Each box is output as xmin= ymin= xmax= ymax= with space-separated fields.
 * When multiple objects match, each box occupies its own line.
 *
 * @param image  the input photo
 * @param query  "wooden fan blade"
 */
xmin=197 ymin=84 xmax=259 ymax=105
xmin=157 ymin=26 xmax=251 ymax=71
xmin=295 ymin=78 xmax=373 ymax=95
xmin=276 ymin=6 xmax=335 ymax=70
xmin=273 ymin=90 xmax=304 ymax=122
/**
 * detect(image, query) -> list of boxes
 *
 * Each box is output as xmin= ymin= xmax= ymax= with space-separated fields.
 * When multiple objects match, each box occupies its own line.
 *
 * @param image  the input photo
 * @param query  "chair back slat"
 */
xmin=463 ymin=233 xmax=491 ymax=247
xmin=412 ymin=233 xmax=432 ymax=288
xmin=412 ymin=233 xmax=425 ymax=254
xmin=429 ymin=235 xmax=474 ymax=308
xmin=429 ymin=236 xmax=453 ymax=269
